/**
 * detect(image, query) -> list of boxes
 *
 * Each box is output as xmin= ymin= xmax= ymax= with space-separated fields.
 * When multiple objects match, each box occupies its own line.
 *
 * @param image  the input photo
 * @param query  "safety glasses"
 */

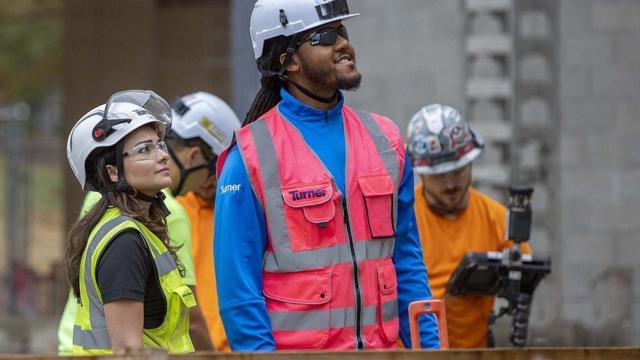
xmin=303 ymin=25 xmax=349 ymax=47
xmin=123 ymin=140 xmax=169 ymax=160
xmin=92 ymin=90 xmax=172 ymax=142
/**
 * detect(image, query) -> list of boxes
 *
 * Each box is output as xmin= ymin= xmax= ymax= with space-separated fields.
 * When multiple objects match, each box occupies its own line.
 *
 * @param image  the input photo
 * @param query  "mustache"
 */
xmin=443 ymin=187 xmax=462 ymax=195
xmin=335 ymin=50 xmax=354 ymax=60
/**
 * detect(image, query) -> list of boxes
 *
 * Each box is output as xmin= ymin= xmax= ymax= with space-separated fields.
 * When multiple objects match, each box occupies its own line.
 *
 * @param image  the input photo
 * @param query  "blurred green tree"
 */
xmin=0 ymin=0 xmax=61 ymax=104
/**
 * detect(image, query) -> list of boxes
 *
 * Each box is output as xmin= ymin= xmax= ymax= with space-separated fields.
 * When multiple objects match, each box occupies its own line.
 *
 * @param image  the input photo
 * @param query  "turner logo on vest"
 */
xmin=220 ymin=184 xmax=242 ymax=194
xmin=287 ymin=188 xmax=327 ymax=202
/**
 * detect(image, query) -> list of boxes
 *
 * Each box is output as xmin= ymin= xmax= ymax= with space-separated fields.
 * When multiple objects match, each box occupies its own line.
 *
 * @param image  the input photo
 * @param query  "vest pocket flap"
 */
xmin=376 ymin=261 xmax=397 ymax=295
xmin=358 ymin=175 xmax=394 ymax=197
xmin=172 ymin=284 xmax=197 ymax=308
xmin=302 ymin=202 xmax=336 ymax=224
xmin=282 ymin=182 xmax=333 ymax=208
xmin=263 ymin=269 xmax=332 ymax=305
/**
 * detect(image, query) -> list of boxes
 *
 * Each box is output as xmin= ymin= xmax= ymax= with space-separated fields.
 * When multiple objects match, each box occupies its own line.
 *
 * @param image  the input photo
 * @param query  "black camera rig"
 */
xmin=446 ymin=186 xmax=551 ymax=347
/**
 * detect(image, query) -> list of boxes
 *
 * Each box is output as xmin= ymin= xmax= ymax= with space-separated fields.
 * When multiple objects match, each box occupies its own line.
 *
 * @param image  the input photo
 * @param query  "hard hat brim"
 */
xmin=413 ymin=147 xmax=483 ymax=175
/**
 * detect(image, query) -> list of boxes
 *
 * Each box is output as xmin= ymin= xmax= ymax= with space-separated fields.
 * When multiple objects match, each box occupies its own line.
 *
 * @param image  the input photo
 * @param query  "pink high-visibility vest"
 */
xmin=218 ymin=105 xmax=405 ymax=350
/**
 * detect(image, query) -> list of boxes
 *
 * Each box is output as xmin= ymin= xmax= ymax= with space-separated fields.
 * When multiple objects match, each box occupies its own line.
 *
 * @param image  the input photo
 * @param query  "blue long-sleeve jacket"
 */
xmin=214 ymin=89 xmax=439 ymax=351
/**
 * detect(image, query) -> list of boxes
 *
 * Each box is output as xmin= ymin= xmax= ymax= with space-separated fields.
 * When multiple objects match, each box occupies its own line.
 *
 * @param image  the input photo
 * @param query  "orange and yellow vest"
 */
xmin=219 ymin=106 xmax=405 ymax=350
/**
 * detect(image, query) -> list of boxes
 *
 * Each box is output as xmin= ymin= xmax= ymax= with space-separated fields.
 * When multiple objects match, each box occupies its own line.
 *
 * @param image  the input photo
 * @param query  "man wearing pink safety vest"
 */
xmin=213 ymin=0 xmax=439 ymax=351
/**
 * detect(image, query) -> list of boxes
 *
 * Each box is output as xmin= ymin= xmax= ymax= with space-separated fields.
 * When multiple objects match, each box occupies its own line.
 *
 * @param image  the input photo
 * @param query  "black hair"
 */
xmin=165 ymin=130 xmax=213 ymax=159
xmin=243 ymin=35 xmax=292 ymax=126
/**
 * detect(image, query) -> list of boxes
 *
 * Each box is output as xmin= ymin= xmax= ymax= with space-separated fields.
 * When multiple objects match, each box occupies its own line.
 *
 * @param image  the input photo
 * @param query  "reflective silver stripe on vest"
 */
xmin=73 ymin=325 xmax=111 ymax=349
xmin=269 ymin=299 xmax=398 ymax=331
xmin=73 ymin=215 xmax=129 ymax=349
xmin=382 ymin=298 xmax=399 ymax=324
xmin=262 ymin=236 xmax=395 ymax=272
xmin=146 ymin=242 xmax=178 ymax=277
xmin=355 ymin=110 xmax=401 ymax=240
xmin=247 ymin=121 xmax=289 ymax=255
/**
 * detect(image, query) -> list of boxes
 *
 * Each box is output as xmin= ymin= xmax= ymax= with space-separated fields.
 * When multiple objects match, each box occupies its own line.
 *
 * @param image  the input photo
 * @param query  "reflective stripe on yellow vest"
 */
xmin=230 ymin=106 xmax=404 ymax=350
xmin=72 ymin=207 xmax=195 ymax=354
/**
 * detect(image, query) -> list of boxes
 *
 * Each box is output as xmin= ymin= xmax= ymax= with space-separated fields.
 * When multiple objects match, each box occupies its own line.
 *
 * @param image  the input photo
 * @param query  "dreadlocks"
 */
xmin=243 ymin=36 xmax=292 ymax=126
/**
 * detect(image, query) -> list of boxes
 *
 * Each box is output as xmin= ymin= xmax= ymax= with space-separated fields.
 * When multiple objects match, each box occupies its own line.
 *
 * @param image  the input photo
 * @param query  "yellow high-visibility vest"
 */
xmin=73 ymin=207 xmax=195 ymax=354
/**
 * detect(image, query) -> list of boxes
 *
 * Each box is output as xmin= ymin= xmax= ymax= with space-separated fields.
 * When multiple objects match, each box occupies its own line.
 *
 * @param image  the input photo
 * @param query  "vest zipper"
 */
xmin=342 ymin=199 xmax=364 ymax=350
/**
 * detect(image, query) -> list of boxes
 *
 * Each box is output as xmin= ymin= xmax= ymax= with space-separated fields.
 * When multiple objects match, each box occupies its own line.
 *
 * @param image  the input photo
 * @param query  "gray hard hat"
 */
xmin=407 ymin=104 xmax=484 ymax=175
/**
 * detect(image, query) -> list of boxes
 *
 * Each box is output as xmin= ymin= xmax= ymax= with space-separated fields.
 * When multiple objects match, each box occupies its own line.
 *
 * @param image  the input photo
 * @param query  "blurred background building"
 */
xmin=0 ymin=0 xmax=638 ymax=351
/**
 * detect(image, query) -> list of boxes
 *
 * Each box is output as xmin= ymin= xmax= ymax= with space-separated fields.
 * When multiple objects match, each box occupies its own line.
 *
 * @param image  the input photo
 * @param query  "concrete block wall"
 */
xmin=346 ymin=0 xmax=464 ymax=132
xmin=558 ymin=0 xmax=640 ymax=346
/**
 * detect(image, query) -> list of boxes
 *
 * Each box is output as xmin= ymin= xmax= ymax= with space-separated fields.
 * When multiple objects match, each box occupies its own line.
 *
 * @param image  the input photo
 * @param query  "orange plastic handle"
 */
xmin=408 ymin=299 xmax=449 ymax=350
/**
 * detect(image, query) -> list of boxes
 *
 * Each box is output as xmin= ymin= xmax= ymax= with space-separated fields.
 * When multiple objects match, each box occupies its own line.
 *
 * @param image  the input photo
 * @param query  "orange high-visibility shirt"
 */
xmin=176 ymin=192 xmax=229 ymax=352
xmin=414 ymin=184 xmax=531 ymax=348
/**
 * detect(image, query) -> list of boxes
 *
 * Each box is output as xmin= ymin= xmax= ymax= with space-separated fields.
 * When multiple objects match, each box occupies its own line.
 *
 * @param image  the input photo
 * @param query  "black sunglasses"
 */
xmin=302 ymin=25 xmax=349 ymax=47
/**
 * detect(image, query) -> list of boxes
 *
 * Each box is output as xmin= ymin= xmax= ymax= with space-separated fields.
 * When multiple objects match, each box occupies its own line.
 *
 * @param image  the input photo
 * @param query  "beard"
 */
xmin=337 ymin=71 xmax=362 ymax=90
xmin=300 ymin=56 xmax=362 ymax=91
xmin=422 ymin=167 xmax=472 ymax=216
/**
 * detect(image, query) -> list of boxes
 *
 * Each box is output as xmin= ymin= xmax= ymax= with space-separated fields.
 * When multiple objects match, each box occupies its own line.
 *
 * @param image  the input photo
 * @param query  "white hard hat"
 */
xmin=66 ymin=90 xmax=172 ymax=191
xmin=170 ymin=92 xmax=241 ymax=156
xmin=407 ymin=104 xmax=484 ymax=175
xmin=250 ymin=0 xmax=359 ymax=59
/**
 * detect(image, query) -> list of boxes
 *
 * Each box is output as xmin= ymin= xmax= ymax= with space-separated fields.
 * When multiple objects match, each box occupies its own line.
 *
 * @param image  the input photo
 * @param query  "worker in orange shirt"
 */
xmin=172 ymin=92 xmax=241 ymax=351
xmin=406 ymin=104 xmax=531 ymax=348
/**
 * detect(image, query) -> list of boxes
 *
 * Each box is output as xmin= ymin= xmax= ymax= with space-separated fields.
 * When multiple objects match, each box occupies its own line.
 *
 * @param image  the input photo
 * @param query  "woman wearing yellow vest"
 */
xmin=65 ymin=90 xmax=195 ymax=354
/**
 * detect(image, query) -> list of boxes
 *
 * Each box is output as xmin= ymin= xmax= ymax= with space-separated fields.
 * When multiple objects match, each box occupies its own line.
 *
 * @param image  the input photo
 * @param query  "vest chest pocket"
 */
xmin=167 ymin=285 xmax=196 ymax=352
xmin=282 ymin=182 xmax=341 ymax=252
xmin=358 ymin=175 xmax=396 ymax=239
xmin=144 ymin=283 xmax=195 ymax=352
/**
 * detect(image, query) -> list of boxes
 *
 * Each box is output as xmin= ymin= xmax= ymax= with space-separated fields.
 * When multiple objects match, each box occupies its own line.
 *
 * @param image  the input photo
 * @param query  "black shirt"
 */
xmin=95 ymin=230 xmax=166 ymax=329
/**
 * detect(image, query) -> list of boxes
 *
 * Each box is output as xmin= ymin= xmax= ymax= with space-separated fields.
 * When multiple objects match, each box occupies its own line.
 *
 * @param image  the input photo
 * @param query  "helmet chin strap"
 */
xmin=100 ymin=141 xmax=171 ymax=217
xmin=288 ymin=77 xmax=338 ymax=103
xmin=166 ymin=145 xmax=209 ymax=196
xmin=114 ymin=141 xmax=132 ymax=193
xmin=261 ymin=69 xmax=338 ymax=104
xmin=136 ymin=191 xmax=171 ymax=217
xmin=99 ymin=141 xmax=133 ymax=194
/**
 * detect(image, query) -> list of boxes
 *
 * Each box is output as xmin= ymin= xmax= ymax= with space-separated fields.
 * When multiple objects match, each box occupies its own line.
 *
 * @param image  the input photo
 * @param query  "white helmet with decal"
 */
xmin=170 ymin=92 xmax=240 ymax=156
